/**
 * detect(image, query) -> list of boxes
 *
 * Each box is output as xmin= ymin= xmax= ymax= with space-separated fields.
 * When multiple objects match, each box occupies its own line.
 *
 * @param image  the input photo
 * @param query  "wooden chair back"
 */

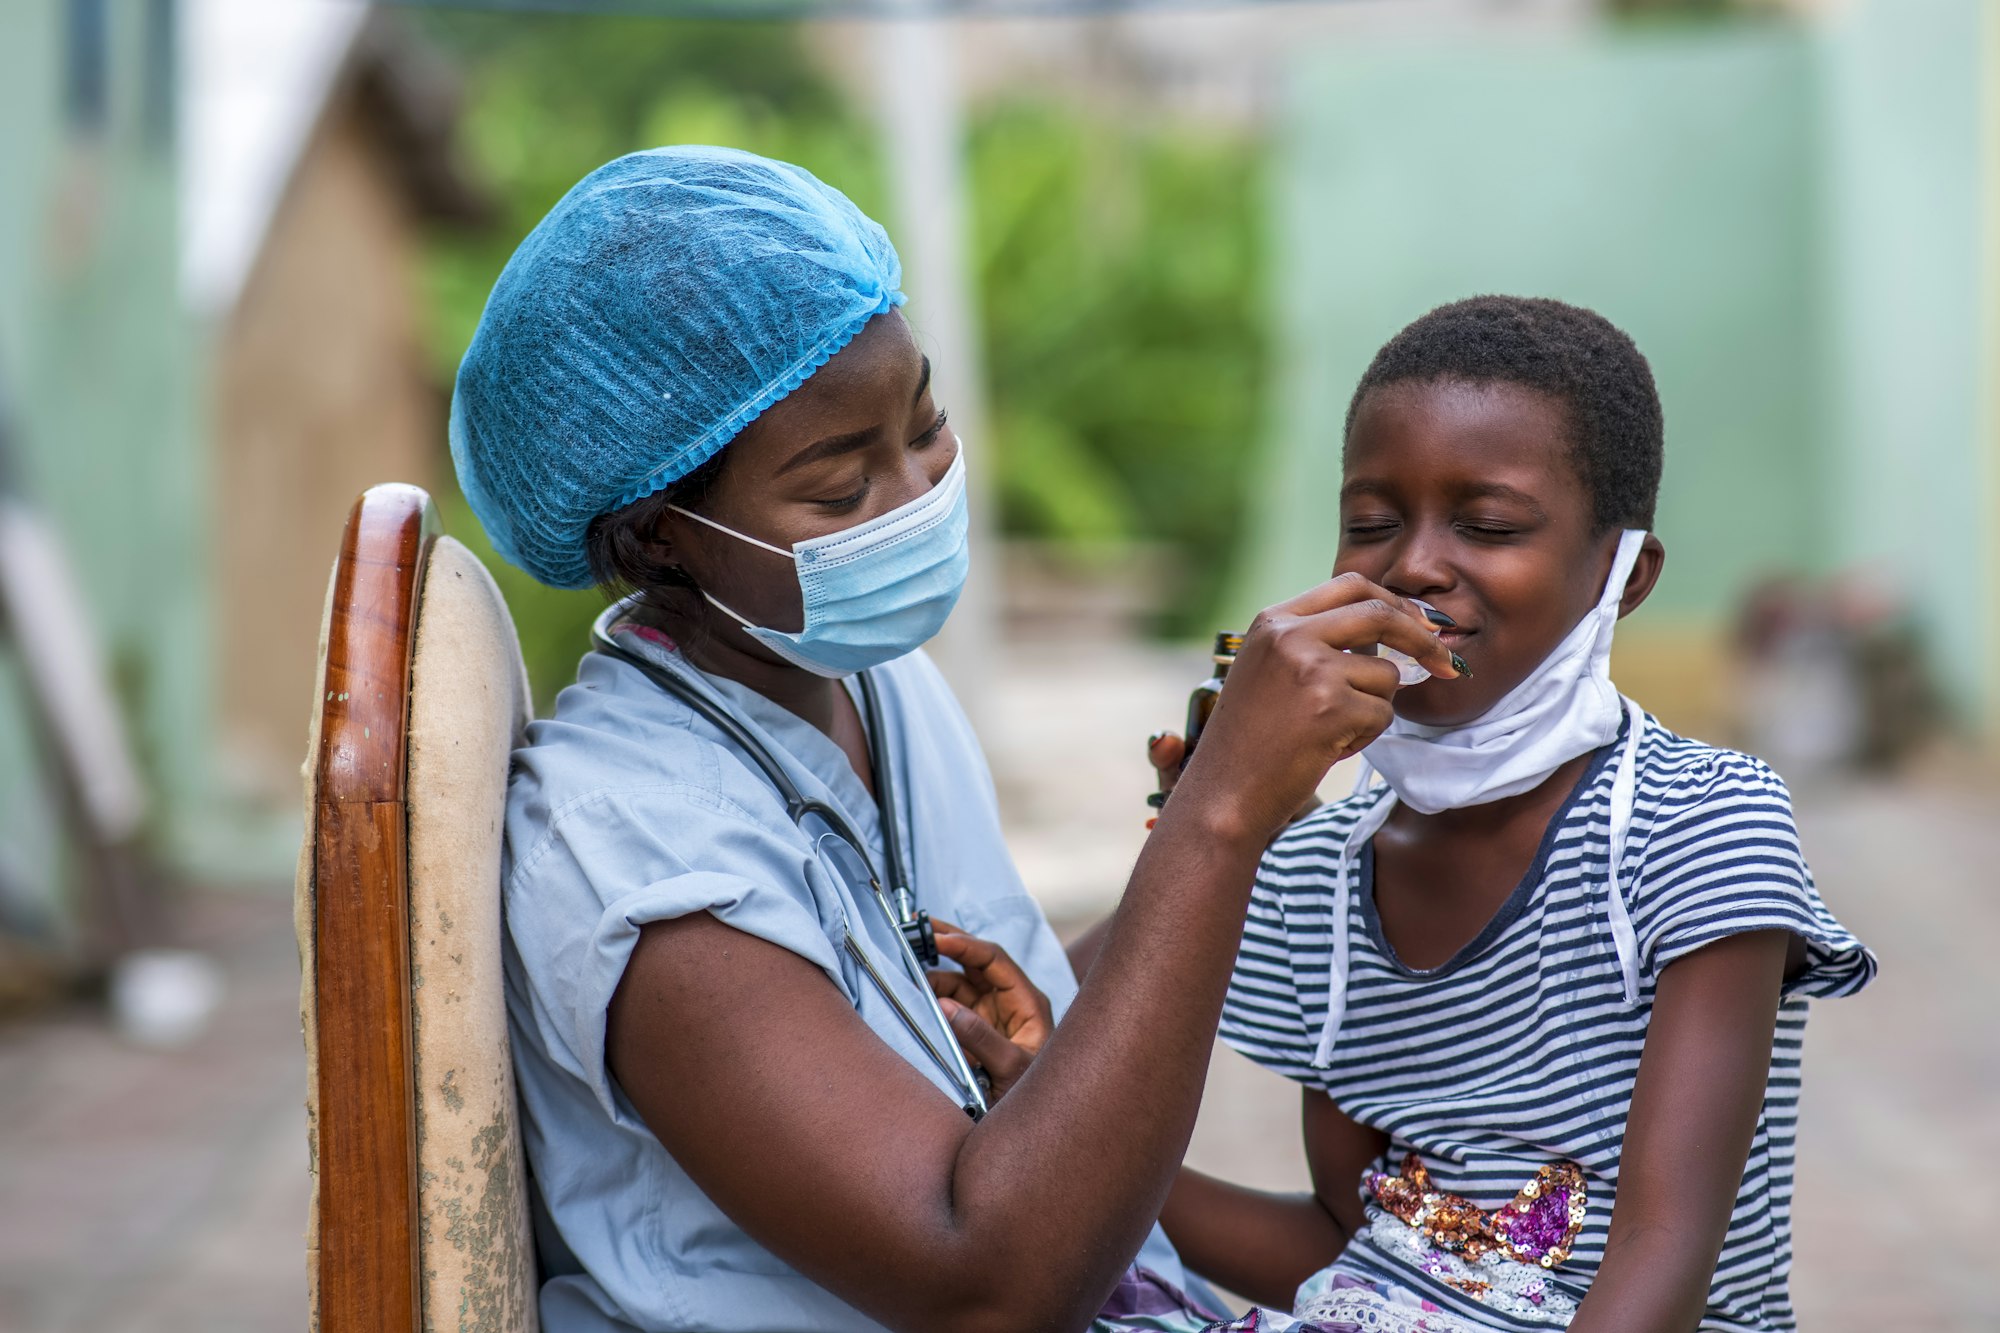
xmin=298 ymin=483 xmax=539 ymax=1333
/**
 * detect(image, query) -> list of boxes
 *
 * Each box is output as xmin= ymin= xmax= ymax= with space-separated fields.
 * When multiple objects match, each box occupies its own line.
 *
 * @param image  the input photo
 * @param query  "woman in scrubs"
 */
xmin=451 ymin=147 xmax=1459 ymax=1333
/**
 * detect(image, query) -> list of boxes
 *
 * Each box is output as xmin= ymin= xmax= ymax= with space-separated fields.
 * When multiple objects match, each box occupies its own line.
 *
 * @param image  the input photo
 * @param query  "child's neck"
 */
xmin=1371 ymin=749 xmax=1600 ymax=972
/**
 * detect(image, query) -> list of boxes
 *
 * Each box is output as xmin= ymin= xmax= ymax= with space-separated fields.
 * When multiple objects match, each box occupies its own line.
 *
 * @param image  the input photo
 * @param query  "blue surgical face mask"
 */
xmin=670 ymin=449 xmax=970 ymax=678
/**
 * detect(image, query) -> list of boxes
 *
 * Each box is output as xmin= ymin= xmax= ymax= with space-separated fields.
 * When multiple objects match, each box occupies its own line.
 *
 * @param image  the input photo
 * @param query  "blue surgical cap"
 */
xmin=449 ymin=146 xmax=905 ymax=589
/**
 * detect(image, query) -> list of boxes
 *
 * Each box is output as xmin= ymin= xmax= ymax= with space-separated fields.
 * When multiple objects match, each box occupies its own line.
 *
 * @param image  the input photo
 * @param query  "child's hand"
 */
xmin=1146 ymin=731 xmax=1188 ymax=806
xmin=926 ymin=921 xmax=1052 ymax=1102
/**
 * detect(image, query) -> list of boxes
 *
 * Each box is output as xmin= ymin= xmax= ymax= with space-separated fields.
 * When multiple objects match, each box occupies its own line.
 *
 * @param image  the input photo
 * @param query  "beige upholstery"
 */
xmin=297 ymin=535 xmax=538 ymax=1333
xmin=297 ymin=566 xmax=333 ymax=1330
xmin=406 ymin=537 xmax=538 ymax=1333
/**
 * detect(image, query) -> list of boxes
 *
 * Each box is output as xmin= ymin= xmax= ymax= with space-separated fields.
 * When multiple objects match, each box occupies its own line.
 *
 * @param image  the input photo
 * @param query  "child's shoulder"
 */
xmin=1265 ymin=785 xmax=1384 ymax=861
xmin=1630 ymin=717 xmax=1797 ymax=830
xmin=1263 ymin=723 xmax=1798 ymax=857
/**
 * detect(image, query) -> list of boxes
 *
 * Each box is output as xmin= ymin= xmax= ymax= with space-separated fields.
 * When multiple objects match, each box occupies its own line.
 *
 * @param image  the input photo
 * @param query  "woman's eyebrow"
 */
xmin=776 ymin=425 xmax=880 ymax=476
xmin=775 ymin=356 xmax=933 ymax=477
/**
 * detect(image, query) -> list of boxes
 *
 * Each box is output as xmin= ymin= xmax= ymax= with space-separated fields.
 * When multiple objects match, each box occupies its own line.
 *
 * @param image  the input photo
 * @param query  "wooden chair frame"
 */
xmin=307 ymin=483 xmax=438 ymax=1333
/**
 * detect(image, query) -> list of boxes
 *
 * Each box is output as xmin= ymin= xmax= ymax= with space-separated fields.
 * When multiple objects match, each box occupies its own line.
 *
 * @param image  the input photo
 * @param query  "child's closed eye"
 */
xmin=1455 ymin=521 xmax=1525 ymax=541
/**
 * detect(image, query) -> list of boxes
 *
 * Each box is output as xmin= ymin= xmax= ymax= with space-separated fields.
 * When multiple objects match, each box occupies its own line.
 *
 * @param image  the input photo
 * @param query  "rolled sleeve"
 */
xmin=1631 ymin=752 xmax=1875 ymax=999
xmin=508 ymin=781 xmax=851 ymax=1128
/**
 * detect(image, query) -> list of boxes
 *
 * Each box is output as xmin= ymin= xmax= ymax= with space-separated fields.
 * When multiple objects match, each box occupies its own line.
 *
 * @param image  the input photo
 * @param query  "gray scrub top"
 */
xmin=502 ymin=632 xmax=1192 ymax=1332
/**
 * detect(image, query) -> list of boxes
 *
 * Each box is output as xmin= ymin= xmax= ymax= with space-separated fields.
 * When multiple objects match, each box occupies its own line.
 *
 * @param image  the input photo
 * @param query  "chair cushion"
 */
xmin=406 ymin=537 xmax=538 ymax=1333
xmin=297 ymin=566 xmax=333 ymax=1327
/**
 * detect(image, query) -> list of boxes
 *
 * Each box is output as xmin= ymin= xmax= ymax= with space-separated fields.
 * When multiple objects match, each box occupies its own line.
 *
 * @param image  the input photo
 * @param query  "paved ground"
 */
xmin=0 ymin=639 xmax=1992 ymax=1330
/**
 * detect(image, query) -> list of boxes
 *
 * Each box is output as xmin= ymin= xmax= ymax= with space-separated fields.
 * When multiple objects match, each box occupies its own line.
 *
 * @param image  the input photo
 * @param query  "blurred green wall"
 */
xmin=1239 ymin=0 xmax=1995 ymax=732
xmin=1240 ymin=26 xmax=1817 ymax=620
xmin=1 ymin=0 xmax=213 ymax=923
xmin=1817 ymin=0 xmax=1991 ymax=730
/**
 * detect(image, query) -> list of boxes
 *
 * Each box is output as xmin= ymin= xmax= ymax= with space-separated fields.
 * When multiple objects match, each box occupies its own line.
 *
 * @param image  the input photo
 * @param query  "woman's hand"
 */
xmin=1147 ymin=732 xmax=1321 ymax=830
xmin=927 ymin=921 xmax=1052 ymax=1102
xmin=1156 ymin=576 xmax=1456 ymax=844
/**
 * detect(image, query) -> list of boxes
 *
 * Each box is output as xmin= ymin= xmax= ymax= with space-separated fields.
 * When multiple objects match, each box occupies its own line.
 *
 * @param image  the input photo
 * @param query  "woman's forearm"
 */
xmin=944 ymin=800 xmax=1273 ymax=1329
xmin=1160 ymin=1166 xmax=1344 ymax=1312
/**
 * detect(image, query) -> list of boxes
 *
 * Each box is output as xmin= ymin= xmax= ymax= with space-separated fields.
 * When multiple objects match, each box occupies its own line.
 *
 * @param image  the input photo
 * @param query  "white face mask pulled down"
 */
xmin=1312 ymin=529 xmax=1650 ymax=1066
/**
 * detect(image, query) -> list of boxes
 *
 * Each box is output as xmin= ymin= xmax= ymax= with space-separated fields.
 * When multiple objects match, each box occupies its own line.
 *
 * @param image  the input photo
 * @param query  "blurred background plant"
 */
xmin=411 ymin=11 xmax=1266 ymax=703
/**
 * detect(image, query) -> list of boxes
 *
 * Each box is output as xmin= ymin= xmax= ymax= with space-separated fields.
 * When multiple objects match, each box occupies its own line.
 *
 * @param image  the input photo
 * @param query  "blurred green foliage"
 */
xmin=1606 ymin=0 xmax=1780 ymax=19
xmin=412 ymin=12 xmax=1265 ymax=705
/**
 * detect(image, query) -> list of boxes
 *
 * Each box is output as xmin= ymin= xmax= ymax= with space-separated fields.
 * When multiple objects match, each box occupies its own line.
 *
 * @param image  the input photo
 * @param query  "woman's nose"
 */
xmin=911 ymin=431 xmax=960 ymax=495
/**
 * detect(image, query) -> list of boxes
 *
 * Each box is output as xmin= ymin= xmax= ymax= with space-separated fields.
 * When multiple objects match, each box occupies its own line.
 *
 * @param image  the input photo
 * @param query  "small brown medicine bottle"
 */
xmin=1183 ymin=631 xmax=1244 ymax=761
xmin=1152 ymin=632 xmax=1245 ymax=820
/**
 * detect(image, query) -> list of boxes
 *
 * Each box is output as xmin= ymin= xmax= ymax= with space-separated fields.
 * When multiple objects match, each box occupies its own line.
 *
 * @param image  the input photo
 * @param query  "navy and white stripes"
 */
xmin=1220 ymin=717 xmax=1874 ymax=1331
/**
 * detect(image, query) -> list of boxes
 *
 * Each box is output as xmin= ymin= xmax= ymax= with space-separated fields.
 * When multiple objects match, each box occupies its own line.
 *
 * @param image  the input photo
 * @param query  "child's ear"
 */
xmin=1616 ymin=534 xmax=1666 ymax=619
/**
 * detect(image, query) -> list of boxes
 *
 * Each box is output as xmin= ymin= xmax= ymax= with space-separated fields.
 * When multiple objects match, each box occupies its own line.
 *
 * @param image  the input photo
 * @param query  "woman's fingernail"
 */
xmin=1422 ymin=606 xmax=1457 ymax=628
xmin=1450 ymin=652 xmax=1471 ymax=678
xmin=938 ymin=997 xmax=961 ymax=1018
xmin=1147 ymin=731 xmax=1167 ymax=749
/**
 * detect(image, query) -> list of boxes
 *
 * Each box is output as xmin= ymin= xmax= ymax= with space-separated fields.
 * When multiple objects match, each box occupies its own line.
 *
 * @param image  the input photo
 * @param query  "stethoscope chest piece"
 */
xmin=904 ymin=907 xmax=939 ymax=968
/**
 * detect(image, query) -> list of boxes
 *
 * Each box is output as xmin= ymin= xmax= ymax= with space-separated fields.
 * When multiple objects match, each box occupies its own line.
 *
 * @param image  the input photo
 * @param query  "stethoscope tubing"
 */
xmin=589 ymin=603 xmax=989 ymax=1118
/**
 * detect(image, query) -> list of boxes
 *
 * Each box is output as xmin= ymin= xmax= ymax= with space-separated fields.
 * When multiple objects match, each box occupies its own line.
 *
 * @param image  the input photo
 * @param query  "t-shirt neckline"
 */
xmin=1359 ymin=731 xmax=1623 ymax=981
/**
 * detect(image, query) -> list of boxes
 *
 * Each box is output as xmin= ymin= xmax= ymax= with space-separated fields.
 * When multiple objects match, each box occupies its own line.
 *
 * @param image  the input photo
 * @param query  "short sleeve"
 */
xmin=1629 ymin=750 xmax=1875 ymax=999
xmin=505 ymin=780 xmax=848 ymax=1128
xmin=1220 ymin=869 xmax=1322 ymax=1082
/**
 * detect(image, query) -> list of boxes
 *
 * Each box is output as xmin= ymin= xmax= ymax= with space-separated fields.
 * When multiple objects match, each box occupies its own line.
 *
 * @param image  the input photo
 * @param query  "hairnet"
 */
xmin=449 ymin=146 xmax=905 ymax=589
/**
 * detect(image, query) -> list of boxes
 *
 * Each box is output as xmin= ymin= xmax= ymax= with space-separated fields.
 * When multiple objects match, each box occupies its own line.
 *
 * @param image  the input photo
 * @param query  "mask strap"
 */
xmin=668 ymin=504 xmax=794 ymax=559
xmin=1313 ymin=784 xmax=1397 ymax=1068
xmin=698 ymin=588 xmax=758 ymax=628
xmin=1606 ymin=695 xmax=1646 ymax=1004
xmin=1601 ymin=529 xmax=1648 ymax=615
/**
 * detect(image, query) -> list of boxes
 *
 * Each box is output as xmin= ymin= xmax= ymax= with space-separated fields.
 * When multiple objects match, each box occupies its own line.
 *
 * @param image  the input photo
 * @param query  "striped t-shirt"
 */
xmin=1220 ymin=716 xmax=1874 ymax=1332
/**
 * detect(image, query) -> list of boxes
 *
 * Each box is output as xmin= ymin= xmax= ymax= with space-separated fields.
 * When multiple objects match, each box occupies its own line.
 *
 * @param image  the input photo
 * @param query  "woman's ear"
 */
xmin=1616 ymin=533 xmax=1666 ymax=619
xmin=645 ymin=513 xmax=676 ymax=560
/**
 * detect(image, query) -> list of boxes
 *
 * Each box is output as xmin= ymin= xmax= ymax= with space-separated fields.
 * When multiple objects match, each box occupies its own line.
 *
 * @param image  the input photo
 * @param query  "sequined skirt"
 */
xmin=1088 ymin=1263 xmax=1542 ymax=1333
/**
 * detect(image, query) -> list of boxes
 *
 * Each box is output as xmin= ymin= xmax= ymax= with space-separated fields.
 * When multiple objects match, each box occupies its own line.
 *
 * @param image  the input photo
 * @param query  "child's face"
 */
xmin=1335 ymin=378 xmax=1627 ymax=728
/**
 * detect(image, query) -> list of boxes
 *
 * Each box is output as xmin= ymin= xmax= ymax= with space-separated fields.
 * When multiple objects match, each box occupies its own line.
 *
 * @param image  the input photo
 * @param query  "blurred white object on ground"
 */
xmin=109 ymin=948 xmax=224 ymax=1049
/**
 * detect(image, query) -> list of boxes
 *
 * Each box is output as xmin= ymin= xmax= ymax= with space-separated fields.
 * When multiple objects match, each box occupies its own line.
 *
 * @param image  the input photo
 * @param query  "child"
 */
xmin=950 ymin=296 xmax=1872 ymax=1332
xmin=1149 ymin=295 xmax=1876 ymax=1332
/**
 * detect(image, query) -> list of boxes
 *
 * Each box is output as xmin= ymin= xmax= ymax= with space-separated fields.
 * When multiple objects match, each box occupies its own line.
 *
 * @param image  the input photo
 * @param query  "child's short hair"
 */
xmin=1344 ymin=296 xmax=1664 ymax=532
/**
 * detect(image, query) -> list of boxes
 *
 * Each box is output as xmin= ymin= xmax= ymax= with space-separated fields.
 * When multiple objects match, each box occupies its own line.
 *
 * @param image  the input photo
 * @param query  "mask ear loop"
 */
xmin=667 ymin=503 xmax=795 ymax=558
xmin=1313 ymin=783 xmax=1398 ymax=1068
xmin=666 ymin=508 xmax=812 ymax=652
xmin=1605 ymin=695 xmax=1646 ymax=1004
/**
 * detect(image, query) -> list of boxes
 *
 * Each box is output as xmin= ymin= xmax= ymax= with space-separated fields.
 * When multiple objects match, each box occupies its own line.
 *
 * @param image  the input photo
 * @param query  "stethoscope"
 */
xmin=590 ymin=603 xmax=990 ymax=1119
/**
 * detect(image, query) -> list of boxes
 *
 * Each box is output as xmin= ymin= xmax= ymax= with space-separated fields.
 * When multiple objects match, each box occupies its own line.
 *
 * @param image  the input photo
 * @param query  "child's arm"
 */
xmin=1567 ymin=928 xmax=1792 ymax=1333
xmin=1159 ymin=1089 xmax=1385 ymax=1310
